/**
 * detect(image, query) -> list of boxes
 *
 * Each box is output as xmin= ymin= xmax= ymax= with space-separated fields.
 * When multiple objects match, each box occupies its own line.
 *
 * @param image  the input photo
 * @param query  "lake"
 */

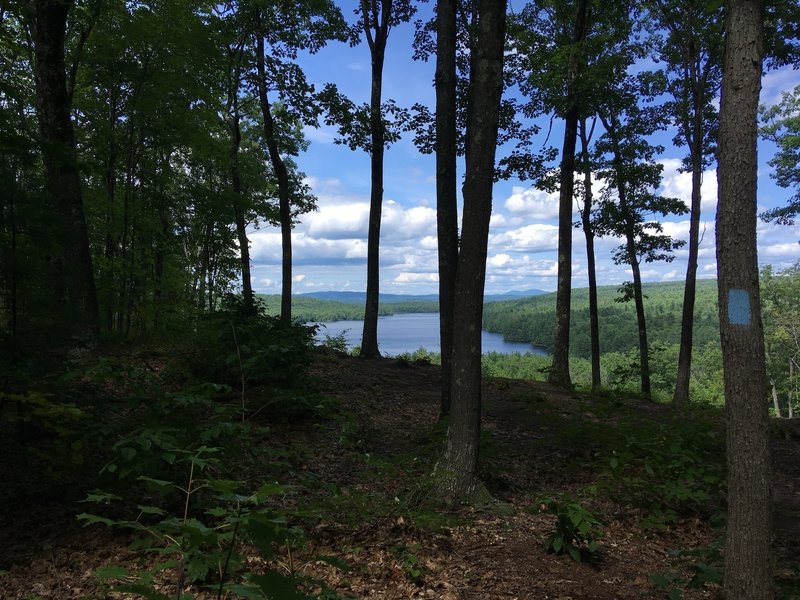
xmin=314 ymin=312 xmax=549 ymax=357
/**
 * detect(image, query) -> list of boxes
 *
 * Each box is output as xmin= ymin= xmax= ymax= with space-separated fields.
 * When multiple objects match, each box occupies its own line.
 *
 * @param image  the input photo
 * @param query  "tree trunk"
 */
xmin=255 ymin=32 xmax=292 ymax=323
xmin=673 ymin=86 xmax=706 ymax=406
xmin=770 ymin=380 xmax=782 ymax=418
xmin=716 ymin=1 xmax=772 ymax=597
xmin=438 ymin=0 xmax=506 ymax=505
xmin=602 ymin=112 xmax=651 ymax=395
xmin=579 ymin=117 xmax=601 ymax=390
xmin=629 ymin=250 xmax=651 ymax=395
xmin=228 ymin=87 xmax=253 ymax=314
xmin=435 ymin=0 xmax=458 ymax=416
xmin=31 ymin=0 xmax=98 ymax=335
xmin=359 ymin=1 xmax=390 ymax=359
xmin=549 ymin=0 xmax=590 ymax=388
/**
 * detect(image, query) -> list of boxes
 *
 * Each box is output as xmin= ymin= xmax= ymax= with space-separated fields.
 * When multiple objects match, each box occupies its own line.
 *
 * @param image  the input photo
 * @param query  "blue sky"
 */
xmin=248 ymin=3 xmax=800 ymax=296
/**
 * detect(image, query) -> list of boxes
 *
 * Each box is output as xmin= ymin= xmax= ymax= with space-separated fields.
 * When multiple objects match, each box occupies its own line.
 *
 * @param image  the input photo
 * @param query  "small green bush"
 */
xmin=536 ymin=495 xmax=603 ymax=562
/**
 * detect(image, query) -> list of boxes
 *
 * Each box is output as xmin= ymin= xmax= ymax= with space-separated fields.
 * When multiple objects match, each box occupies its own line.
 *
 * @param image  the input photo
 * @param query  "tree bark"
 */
xmin=674 ymin=60 xmax=711 ymax=407
xmin=716 ymin=1 xmax=772 ymax=597
xmin=226 ymin=49 xmax=254 ymax=314
xmin=578 ymin=117 xmax=601 ymax=390
xmin=31 ymin=0 xmax=98 ymax=335
xmin=360 ymin=0 xmax=391 ymax=358
xmin=629 ymin=247 xmax=651 ymax=395
xmin=438 ymin=0 xmax=505 ymax=505
xmin=435 ymin=0 xmax=458 ymax=416
xmin=255 ymin=32 xmax=292 ymax=323
xmin=549 ymin=0 xmax=590 ymax=388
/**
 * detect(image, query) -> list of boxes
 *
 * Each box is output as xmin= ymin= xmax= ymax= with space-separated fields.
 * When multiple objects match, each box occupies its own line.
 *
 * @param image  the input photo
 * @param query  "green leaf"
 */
xmin=137 ymin=505 xmax=167 ymax=516
xmin=248 ymin=571 xmax=308 ymax=600
xmin=186 ymin=555 xmax=210 ymax=582
xmin=137 ymin=476 xmax=175 ymax=490
xmin=121 ymin=447 xmax=137 ymax=461
xmin=94 ymin=565 xmax=129 ymax=582
xmin=244 ymin=518 xmax=282 ymax=559
xmin=77 ymin=513 xmax=116 ymax=527
xmin=223 ymin=583 xmax=267 ymax=599
xmin=82 ymin=490 xmax=121 ymax=503
xmin=566 ymin=544 xmax=582 ymax=563
xmin=313 ymin=555 xmax=351 ymax=571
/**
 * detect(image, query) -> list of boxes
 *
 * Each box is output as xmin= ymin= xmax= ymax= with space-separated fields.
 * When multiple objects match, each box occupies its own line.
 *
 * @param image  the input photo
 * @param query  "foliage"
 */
xmin=320 ymin=330 xmax=351 ymax=353
xmin=482 ymin=280 xmax=720 ymax=359
xmin=182 ymin=295 xmax=316 ymax=394
xmin=594 ymin=418 xmax=725 ymax=519
xmin=761 ymin=262 xmax=800 ymax=418
xmin=536 ymin=495 xmax=603 ymax=562
xmin=760 ymin=84 xmax=800 ymax=226
xmin=257 ymin=295 xmax=439 ymax=322
xmin=80 ymin=448 xmax=330 ymax=599
xmin=650 ymin=535 xmax=725 ymax=599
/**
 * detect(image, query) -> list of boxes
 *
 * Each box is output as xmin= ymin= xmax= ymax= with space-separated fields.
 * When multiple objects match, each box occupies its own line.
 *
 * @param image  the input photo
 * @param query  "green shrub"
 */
xmin=536 ymin=495 xmax=603 ymax=562
xmin=596 ymin=421 xmax=725 ymax=518
xmin=182 ymin=295 xmax=316 ymax=391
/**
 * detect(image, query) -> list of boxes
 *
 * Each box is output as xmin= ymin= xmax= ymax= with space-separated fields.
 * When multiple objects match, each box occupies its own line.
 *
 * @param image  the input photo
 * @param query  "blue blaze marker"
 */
xmin=728 ymin=289 xmax=752 ymax=326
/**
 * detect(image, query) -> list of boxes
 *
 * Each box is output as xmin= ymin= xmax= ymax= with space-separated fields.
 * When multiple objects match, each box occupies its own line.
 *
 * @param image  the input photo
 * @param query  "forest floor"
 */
xmin=1 ymin=348 xmax=799 ymax=599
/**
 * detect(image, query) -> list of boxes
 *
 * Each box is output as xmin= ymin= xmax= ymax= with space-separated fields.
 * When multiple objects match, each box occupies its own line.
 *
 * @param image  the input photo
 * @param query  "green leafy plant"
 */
xmin=80 ymin=446 xmax=316 ymax=599
xmin=536 ymin=495 xmax=603 ymax=562
xmin=321 ymin=331 xmax=350 ymax=353
xmin=599 ymin=425 xmax=725 ymax=518
xmin=390 ymin=542 xmax=425 ymax=585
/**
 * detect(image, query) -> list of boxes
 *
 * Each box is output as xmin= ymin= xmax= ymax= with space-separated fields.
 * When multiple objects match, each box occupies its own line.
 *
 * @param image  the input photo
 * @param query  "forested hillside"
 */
xmin=258 ymin=295 xmax=439 ymax=321
xmin=483 ymin=279 xmax=720 ymax=357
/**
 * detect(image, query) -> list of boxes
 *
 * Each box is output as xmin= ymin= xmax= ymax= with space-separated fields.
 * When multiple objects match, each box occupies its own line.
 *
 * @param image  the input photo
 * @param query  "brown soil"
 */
xmin=1 ymin=350 xmax=798 ymax=600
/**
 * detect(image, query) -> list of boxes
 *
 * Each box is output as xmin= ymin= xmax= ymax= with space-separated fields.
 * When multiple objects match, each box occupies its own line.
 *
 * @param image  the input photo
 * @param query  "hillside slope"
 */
xmin=483 ymin=279 xmax=721 ymax=357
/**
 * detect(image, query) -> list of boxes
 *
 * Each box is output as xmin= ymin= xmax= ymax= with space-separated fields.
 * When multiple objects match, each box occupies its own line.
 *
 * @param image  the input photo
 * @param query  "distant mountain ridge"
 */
xmin=297 ymin=289 xmax=548 ymax=305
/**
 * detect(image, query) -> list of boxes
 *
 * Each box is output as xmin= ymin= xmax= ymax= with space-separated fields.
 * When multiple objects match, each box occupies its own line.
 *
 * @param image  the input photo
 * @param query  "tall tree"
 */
xmin=435 ymin=0 xmax=458 ymax=415
xmin=595 ymin=98 xmax=688 ymax=395
xmin=438 ymin=0 xmax=506 ymax=505
xmin=646 ymin=0 xmax=723 ymax=407
xmin=250 ymin=0 xmax=347 ymax=323
xmin=29 ymin=0 xmax=99 ymax=335
xmin=761 ymin=262 xmax=800 ymax=419
xmin=254 ymin=29 xmax=293 ymax=323
xmin=716 ymin=1 xmax=772 ymax=596
xmin=357 ymin=0 xmax=415 ymax=358
xmin=577 ymin=116 xmax=601 ymax=389
xmin=549 ymin=0 xmax=590 ymax=387
xmin=759 ymin=84 xmax=800 ymax=227
xmin=224 ymin=39 xmax=255 ymax=313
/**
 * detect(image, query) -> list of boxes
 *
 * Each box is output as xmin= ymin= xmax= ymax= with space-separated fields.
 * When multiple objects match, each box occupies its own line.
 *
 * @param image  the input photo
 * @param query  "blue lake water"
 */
xmin=314 ymin=312 xmax=548 ymax=357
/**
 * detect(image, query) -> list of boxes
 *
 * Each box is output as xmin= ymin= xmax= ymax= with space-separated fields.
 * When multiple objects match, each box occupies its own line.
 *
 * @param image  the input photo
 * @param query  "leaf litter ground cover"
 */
xmin=1 ymin=349 xmax=798 ymax=599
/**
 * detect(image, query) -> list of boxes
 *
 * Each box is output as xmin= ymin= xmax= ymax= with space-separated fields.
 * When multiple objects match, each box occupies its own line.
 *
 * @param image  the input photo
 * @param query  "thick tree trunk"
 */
xmin=438 ymin=0 xmax=505 ymax=505
xmin=716 ymin=1 xmax=772 ymax=597
xmin=549 ymin=0 xmax=590 ymax=388
xmin=578 ymin=117 xmax=601 ymax=390
xmin=31 ymin=0 xmax=98 ymax=335
xmin=435 ymin=0 xmax=458 ymax=416
xmin=255 ymin=33 xmax=292 ymax=323
xmin=674 ymin=98 xmax=705 ymax=406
